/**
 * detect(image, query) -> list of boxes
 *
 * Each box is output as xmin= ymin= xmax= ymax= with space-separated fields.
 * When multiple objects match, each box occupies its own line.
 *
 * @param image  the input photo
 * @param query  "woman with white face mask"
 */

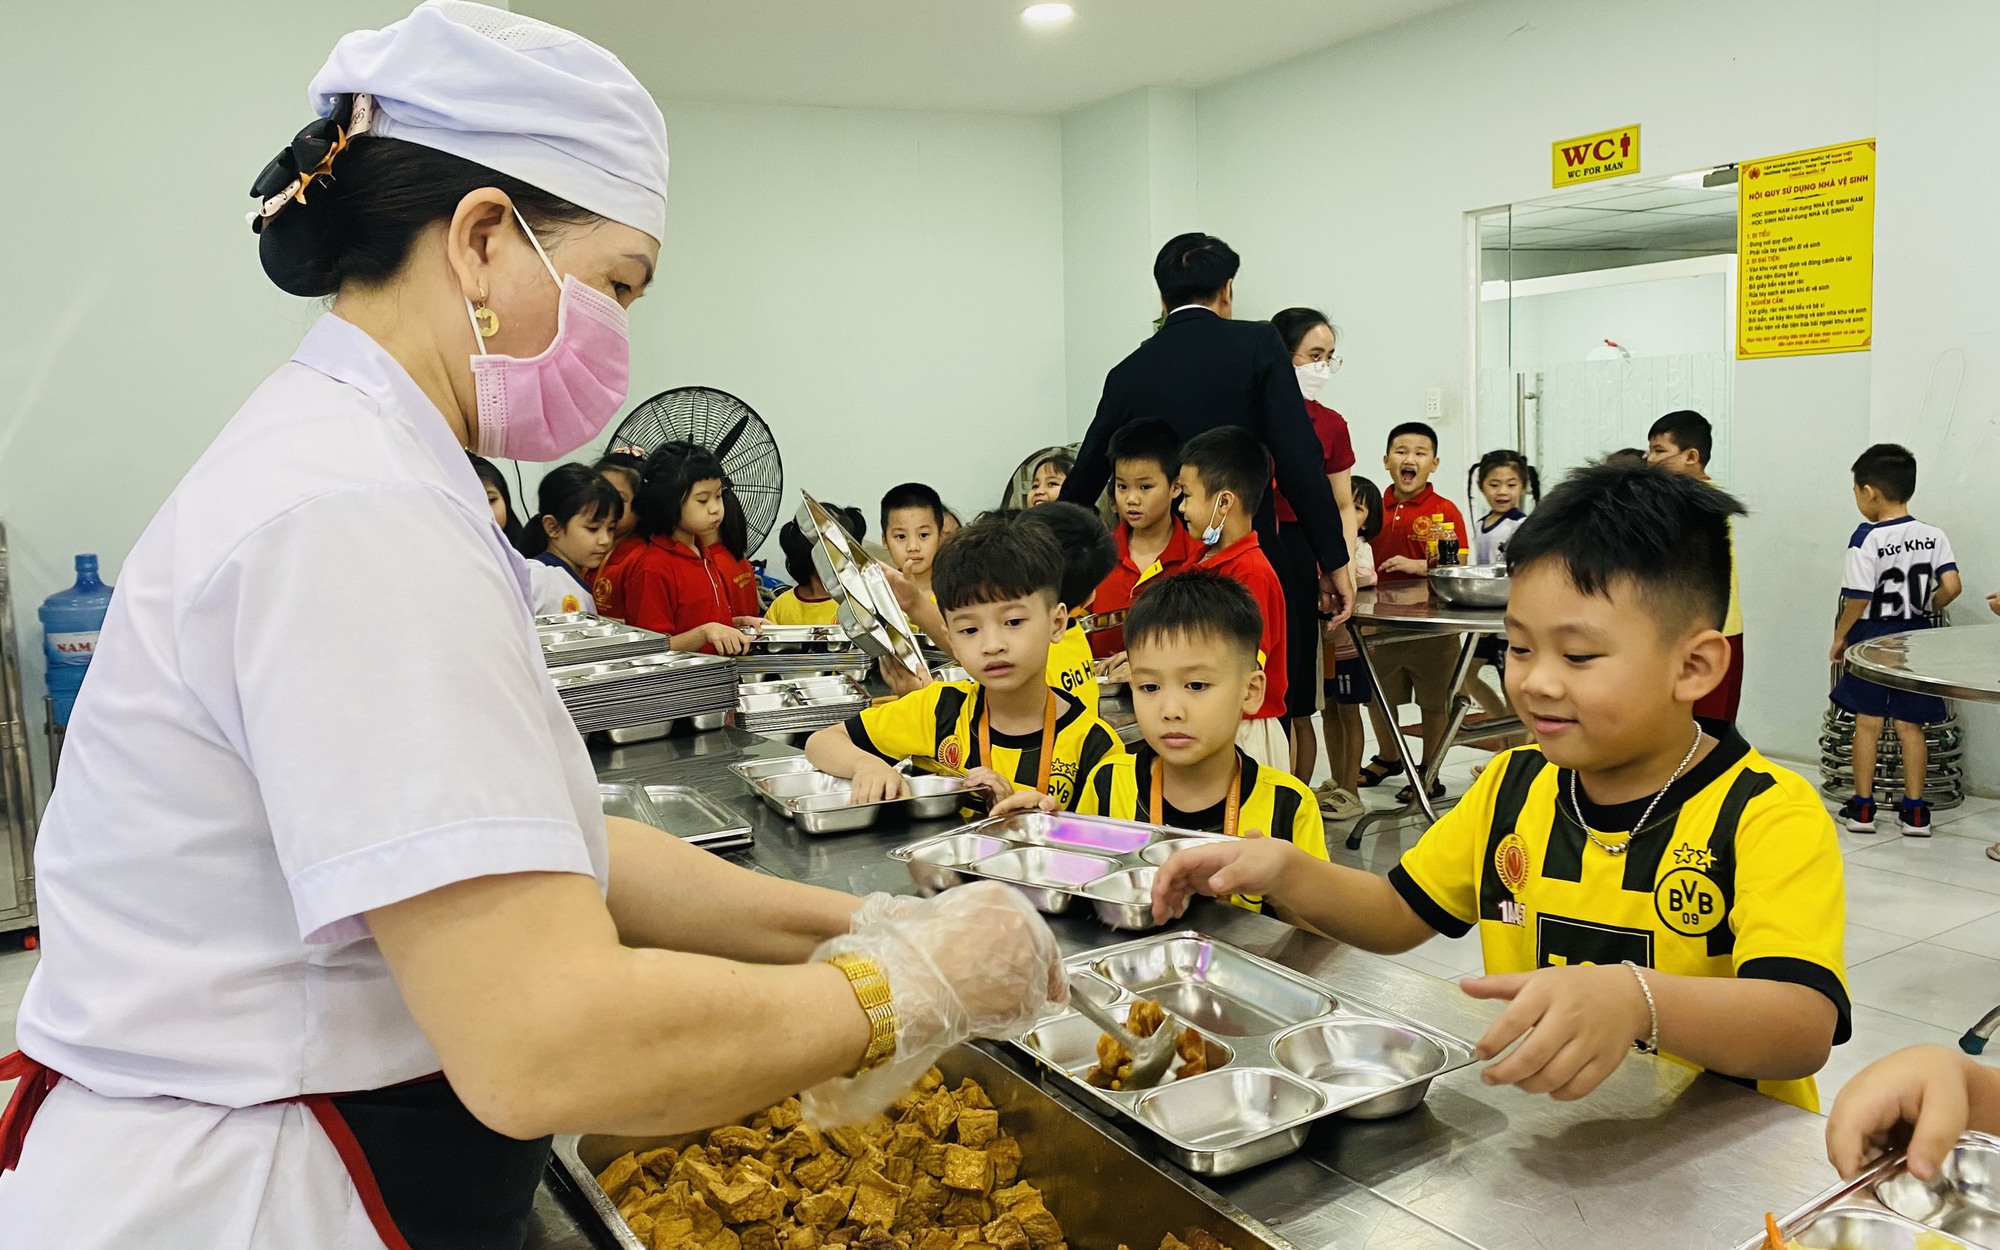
xmin=0 ymin=6 xmax=1061 ymax=1246
xmin=1267 ymin=307 xmax=1359 ymax=801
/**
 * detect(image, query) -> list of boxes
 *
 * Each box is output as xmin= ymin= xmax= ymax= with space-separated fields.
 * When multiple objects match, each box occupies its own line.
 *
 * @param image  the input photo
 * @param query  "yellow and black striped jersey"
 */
xmin=1047 ymin=624 xmax=1100 ymax=712
xmin=1390 ymin=730 xmax=1849 ymax=1111
xmin=1079 ymin=744 xmax=1328 ymax=912
xmin=845 ymin=681 xmax=1123 ymax=814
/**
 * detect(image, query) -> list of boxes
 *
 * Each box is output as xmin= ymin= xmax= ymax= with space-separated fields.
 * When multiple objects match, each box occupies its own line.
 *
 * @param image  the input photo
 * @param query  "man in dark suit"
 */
xmin=1061 ymin=233 xmax=1354 ymax=624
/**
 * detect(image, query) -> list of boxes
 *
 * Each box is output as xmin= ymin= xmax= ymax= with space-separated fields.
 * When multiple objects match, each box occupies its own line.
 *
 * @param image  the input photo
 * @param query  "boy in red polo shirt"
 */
xmin=1176 ymin=427 xmax=1291 ymax=773
xmin=1091 ymin=419 xmax=1200 ymax=658
xmin=1362 ymin=421 xmax=1467 ymax=804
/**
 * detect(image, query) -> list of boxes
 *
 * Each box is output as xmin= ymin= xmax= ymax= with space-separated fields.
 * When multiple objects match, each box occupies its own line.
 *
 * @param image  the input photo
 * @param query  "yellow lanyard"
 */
xmin=1150 ymin=755 xmax=1242 ymax=836
xmin=978 ymin=690 xmax=1059 ymax=795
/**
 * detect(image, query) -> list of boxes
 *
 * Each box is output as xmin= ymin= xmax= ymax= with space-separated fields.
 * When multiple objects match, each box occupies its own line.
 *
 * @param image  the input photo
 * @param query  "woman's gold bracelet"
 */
xmin=827 ymin=953 xmax=897 ymax=1072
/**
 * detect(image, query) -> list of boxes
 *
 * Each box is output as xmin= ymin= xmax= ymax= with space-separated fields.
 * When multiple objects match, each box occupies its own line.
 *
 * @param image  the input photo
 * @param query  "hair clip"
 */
xmin=247 ymin=94 xmax=375 ymax=231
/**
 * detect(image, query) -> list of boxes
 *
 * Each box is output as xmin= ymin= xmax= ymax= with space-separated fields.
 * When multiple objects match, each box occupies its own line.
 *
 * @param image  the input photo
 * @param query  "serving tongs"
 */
xmin=1063 ymin=974 xmax=1182 ymax=1090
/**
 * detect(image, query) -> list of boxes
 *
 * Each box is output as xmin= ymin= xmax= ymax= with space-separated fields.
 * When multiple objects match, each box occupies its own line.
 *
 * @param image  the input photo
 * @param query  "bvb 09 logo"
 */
xmin=1655 ymin=867 xmax=1724 ymax=936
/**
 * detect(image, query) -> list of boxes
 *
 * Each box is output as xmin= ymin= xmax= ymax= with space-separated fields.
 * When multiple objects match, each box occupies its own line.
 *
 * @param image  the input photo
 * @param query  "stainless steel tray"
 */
xmin=550 ymin=1043 xmax=1299 ymax=1250
xmin=892 ymin=812 xmax=1234 ymax=929
xmin=736 ymin=763 xmax=975 ymax=834
xmin=737 ymin=623 xmax=859 ymax=653
xmin=597 ymin=780 xmax=753 ymax=851
xmin=1013 ymin=932 xmax=1474 ymax=1176
xmin=1745 ymin=1132 xmax=2000 ymax=1249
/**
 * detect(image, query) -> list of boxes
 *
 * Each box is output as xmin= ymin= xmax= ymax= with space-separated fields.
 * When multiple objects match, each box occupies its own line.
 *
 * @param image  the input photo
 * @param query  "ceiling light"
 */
xmin=1021 ymin=3 xmax=1074 ymax=26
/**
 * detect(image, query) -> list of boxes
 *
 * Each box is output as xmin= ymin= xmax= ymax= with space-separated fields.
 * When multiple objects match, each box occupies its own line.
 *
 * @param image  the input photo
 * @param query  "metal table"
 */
xmin=1845 ymin=626 xmax=2000 ymax=1055
xmin=1342 ymin=583 xmax=1520 ymax=850
xmin=525 ymin=724 xmax=1842 ymax=1250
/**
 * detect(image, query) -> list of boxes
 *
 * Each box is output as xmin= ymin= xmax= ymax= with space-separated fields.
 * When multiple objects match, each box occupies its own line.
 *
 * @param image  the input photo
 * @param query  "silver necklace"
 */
xmin=1567 ymin=725 xmax=1706 ymax=856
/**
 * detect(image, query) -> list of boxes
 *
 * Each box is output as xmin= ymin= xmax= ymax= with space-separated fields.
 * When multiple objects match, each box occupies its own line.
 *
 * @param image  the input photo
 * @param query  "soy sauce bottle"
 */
xmin=1437 ymin=523 xmax=1460 ymax=568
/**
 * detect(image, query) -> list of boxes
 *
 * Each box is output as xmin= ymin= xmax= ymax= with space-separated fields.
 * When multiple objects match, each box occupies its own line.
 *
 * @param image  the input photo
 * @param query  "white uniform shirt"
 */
xmin=1473 ymin=508 xmax=1527 ymax=566
xmin=1842 ymin=515 xmax=1959 ymax=641
xmin=15 ymin=313 xmax=609 ymax=1105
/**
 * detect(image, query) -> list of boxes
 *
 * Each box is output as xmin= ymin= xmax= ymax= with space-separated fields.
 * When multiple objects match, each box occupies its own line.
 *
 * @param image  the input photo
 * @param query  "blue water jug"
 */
xmin=40 ymin=554 xmax=114 ymax=727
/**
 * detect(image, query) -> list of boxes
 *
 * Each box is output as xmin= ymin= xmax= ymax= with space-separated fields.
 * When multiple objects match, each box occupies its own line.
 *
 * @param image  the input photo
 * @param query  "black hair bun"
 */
xmin=258 ymin=190 xmax=345 ymax=298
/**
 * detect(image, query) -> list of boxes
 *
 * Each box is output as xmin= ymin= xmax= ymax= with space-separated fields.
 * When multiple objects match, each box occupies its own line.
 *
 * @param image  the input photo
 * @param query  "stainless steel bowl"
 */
xmin=1427 ymin=564 xmax=1511 ymax=608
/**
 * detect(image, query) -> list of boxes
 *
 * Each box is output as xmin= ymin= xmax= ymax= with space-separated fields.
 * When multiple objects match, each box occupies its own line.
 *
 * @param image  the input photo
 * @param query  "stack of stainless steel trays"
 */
xmin=597 ymin=780 xmax=753 ymax=852
xmin=893 ymin=811 xmax=1228 ymax=930
xmin=550 ymin=651 xmax=737 ymax=734
xmin=731 ymin=755 xmax=973 ymax=834
xmin=1746 ymin=1133 xmax=2000 ymax=1249
xmin=735 ymin=675 xmax=869 ymax=736
xmin=1015 ymin=932 xmax=1474 ymax=1176
xmin=732 ymin=623 xmax=875 ymax=680
xmin=551 ymin=1043 xmax=1300 ymax=1250
xmin=535 ymin=614 xmax=675 ymax=666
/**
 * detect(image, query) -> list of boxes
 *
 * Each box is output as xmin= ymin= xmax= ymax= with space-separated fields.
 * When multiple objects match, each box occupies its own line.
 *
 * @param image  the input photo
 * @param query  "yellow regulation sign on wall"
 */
xmin=1552 ymin=124 xmax=1640 ymax=186
xmin=1737 ymin=139 xmax=1876 ymax=359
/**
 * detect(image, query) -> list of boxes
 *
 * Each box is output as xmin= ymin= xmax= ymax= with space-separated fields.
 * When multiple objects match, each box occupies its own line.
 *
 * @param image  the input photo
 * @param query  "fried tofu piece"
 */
xmin=639 ymin=1146 xmax=684 ymax=1180
xmin=793 ymin=1185 xmax=854 ymax=1230
xmin=955 ymin=1080 xmax=994 ymax=1111
xmin=704 ymin=1229 xmax=744 ymax=1250
xmin=850 ymin=1229 xmax=905 ymax=1250
xmin=1175 ymin=1028 xmax=1209 ymax=1079
xmin=771 ymin=1125 xmax=825 ymax=1164
xmin=916 ymin=1068 xmax=947 ymax=1094
xmin=887 ymin=1122 xmax=931 ymax=1160
xmin=981 ymin=1215 xmax=1029 ymax=1250
xmin=903 ymin=1175 xmax=949 ymax=1224
xmin=1010 ymin=1198 xmax=1063 ymax=1248
xmin=793 ymin=1150 xmax=849 ymax=1192
xmin=826 ymin=1126 xmax=875 ymax=1159
xmin=883 ymin=1155 xmax=916 ymax=1189
xmin=910 ymin=1091 xmax=960 ymax=1138
xmin=599 ymin=1154 xmax=643 ymax=1197
xmin=954 ymin=1110 xmax=999 ymax=1150
xmin=990 ymin=1184 xmax=1040 ymax=1214
xmin=712 ymin=1125 xmax=773 ymax=1161
xmin=1183 ymin=1232 xmax=1230 ymax=1250
xmin=786 ymin=1227 xmax=823 ymax=1250
xmin=940 ymin=1145 xmax=991 ymax=1194
xmin=1126 ymin=999 xmax=1167 ymax=1038
xmin=769 ymin=1098 xmax=804 ymax=1132
xmin=848 ymin=1165 xmax=910 ymax=1230
xmin=913 ymin=1231 xmax=959 ymax=1250
xmin=918 ymin=1142 xmax=951 ymax=1178
xmin=650 ymin=1216 xmax=697 ymax=1250
xmin=986 ymin=1138 xmax=1021 ymax=1188
xmin=939 ymin=1193 xmax=992 ymax=1227
xmin=1159 ymin=1235 xmax=1191 ymax=1250
xmin=706 ymin=1172 xmax=786 ymax=1224
xmin=741 ymin=1224 xmax=781 ymax=1250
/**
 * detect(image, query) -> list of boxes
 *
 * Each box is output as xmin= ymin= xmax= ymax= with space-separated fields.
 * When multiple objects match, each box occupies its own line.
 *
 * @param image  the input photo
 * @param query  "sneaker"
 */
xmin=1899 ymin=797 xmax=1933 ymax=837
xmin=1320 ymin=787 xmax=1364 ymax=822
xmin=1837 ymin=795 xmax=1877 ymax=833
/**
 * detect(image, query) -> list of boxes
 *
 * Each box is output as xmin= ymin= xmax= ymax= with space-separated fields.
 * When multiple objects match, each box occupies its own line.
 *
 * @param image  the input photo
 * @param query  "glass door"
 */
xmin=1472 ymin=170 xmax=1740 ymax=494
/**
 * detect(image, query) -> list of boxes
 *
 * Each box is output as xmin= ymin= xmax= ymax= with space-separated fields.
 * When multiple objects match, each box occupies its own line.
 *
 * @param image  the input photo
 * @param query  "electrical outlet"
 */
xmin=1424 ymin=389 xmax=1442 ymax=420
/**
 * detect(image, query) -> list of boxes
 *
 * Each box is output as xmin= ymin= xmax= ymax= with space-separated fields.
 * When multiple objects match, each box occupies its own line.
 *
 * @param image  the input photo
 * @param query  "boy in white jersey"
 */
xmin=1830 ymin=444 xmax=1962 ymax=836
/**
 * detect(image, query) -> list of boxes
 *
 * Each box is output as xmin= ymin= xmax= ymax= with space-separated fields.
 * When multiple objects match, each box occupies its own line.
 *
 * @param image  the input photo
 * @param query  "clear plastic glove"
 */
xmin=848 ymin=891 xmax=927 ymax=930
xmin=801 ymin=882 xmax=1066 ymax=1127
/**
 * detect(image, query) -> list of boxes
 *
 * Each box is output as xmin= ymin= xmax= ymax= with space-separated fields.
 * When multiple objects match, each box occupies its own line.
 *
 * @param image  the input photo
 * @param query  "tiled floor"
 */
xmin=0 ymin=735 xmax=1993 ymax=1118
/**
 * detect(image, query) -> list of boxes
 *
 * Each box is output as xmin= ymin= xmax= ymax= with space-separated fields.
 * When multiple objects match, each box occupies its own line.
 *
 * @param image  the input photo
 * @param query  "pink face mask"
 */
xmin=466 ymin=208 xmax=632 ymax=463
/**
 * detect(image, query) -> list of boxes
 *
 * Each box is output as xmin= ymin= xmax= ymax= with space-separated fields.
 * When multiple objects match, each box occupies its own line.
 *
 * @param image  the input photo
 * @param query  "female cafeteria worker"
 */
xmin=0 ymin=6 xmax=1062 ymax=1248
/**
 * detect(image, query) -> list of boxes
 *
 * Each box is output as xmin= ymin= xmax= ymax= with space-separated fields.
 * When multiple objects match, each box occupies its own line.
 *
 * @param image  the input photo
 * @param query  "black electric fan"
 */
xmin=604 ymin=387 xmax=785 ymax=552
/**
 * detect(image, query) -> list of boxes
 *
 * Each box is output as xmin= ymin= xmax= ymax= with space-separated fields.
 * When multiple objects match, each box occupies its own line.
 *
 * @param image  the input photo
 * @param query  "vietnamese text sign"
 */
xmin=1552 ymin=124 xmax=1640 ymax=186
xmin=1737 ymin=140 xmax=1876 ymax=359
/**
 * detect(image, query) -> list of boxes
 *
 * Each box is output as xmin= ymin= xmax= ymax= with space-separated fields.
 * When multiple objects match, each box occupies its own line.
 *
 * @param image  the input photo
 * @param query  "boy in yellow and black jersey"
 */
xmin=1049 ymin=572 xmax=1325 ymax=913
xmin=1153 ymin=463 xmax=1849 ymax=1110
xmin=808 ymin=513 xmax=1123 ymax=815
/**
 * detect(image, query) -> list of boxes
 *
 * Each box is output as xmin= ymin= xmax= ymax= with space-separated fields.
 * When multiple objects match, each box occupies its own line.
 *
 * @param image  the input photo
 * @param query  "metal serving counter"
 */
xmin=527 ymin=726 xmax=1843 ymax=1250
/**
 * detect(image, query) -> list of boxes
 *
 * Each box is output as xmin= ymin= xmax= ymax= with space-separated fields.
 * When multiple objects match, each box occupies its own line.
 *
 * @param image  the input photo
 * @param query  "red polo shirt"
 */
xmin=591 ymin=537 xmax=644 ymax=621
xmin=623 ymin=535 xmax=761 ymax=647
xmin=1273 ymin=400 xmax=1356 ymax=523
xmin=1199 ymin=531 xmax=1287 ymax=720
xmin=1370 ymin=482 xmax=1467 ymax=579
xmin=1090 ymin=518 xmax=1201 ymax=658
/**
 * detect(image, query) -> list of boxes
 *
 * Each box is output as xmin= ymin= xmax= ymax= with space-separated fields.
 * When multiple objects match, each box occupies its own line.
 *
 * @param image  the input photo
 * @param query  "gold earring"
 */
xmin=473 ymin=291 xmax=499 ymax=339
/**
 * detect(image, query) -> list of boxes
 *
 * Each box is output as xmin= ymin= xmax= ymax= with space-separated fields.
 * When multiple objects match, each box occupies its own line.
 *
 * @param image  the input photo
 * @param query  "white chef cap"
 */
xmin=307 ymin=1 xmax=669 ymax=243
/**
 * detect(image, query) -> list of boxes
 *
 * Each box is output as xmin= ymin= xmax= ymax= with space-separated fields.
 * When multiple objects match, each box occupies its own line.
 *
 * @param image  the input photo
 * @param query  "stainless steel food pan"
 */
xmin=1094 ymin=936 xmax=1335 ymax=1036
xmin=1130 ymin=1068 xmax=1325 ymax=1175
xmin=1270 ymin=1018 xmax=1452 ymax=1119
xmin=1018 ymin=1003 xmax=1233 ymax=1085
xmin=904 ymin=834 xmax=1018 ymax=892
xmin=1081 ymin=867 xmax=1162 ymax=931
xmin=971 ymin=847 xmax=1122 ymax=914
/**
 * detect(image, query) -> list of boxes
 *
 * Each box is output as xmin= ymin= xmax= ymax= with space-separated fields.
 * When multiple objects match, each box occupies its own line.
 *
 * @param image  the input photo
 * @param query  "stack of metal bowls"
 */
xmin=1818 ymin=703 xmax=1964 ymax=809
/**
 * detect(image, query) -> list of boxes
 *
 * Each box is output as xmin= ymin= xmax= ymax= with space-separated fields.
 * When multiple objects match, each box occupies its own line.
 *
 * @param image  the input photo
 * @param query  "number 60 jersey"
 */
xmin=1843 ymin=515 xmax=1959 ymax=640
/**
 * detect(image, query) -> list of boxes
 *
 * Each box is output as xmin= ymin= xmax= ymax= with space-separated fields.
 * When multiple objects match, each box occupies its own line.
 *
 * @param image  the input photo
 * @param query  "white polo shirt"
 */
xmin=14 ymin=313 xmax=609 ymax=1105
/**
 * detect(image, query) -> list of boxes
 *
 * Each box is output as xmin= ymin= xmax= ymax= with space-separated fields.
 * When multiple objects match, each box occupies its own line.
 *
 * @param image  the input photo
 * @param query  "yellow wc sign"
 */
xmin=1552 ymin=124 xmax=1641 ymax=186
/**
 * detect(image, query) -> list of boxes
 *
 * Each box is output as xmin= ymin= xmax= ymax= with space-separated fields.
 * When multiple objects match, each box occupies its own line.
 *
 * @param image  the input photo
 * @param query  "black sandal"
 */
xmin=1357 ymin=755 xmax=1405 ymax=788
xmin=1396 ymin=779 xmax=1447 ymax=805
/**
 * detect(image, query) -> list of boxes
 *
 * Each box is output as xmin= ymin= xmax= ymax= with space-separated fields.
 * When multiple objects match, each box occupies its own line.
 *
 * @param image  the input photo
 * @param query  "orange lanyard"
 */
xmin=978 ymin=690 xmax=1059 ymax=795
xmin=1150 ymin=755 xmax=1242 ymax=836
